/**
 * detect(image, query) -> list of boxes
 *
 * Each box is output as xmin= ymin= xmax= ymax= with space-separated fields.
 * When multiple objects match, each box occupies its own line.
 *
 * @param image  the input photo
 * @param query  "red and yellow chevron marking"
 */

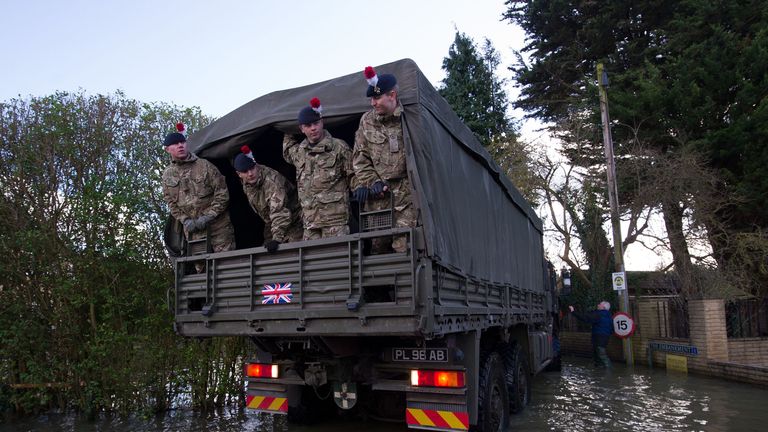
xmin=406 ymin=408 xmax=469 ymax=431
xmin=245 ymin=395 xmax=288 ymax=413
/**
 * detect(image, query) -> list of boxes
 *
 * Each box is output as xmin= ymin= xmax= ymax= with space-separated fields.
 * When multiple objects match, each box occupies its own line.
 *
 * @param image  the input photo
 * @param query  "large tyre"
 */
xmin=505 ymin=343 xmax=531 ymax=414
xmin=163 ymin=213 xmax=185 ymax=257
xmin=474 ymin=351 xmax=510 ymax=432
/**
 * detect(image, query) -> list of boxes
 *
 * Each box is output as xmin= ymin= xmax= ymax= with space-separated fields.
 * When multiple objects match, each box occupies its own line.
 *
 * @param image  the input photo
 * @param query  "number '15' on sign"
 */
xmin=612 ymin=312 xmax=635 ymax=338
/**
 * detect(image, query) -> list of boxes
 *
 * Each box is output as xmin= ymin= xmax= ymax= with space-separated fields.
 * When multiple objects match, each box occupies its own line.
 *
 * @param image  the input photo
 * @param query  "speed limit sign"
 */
xmin=612 ymin=312 xmax=635 ymax=338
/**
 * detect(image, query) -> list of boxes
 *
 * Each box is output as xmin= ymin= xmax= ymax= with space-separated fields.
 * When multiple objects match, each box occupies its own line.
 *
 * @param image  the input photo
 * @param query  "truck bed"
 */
xmin=173 ymin=227 xmax=548 ymax=338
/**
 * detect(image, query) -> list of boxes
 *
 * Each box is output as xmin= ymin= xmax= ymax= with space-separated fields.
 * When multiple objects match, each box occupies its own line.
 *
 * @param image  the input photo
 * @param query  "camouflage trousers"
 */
xmin=364 ymin=177 xmax=415 ymax=253
xmin=303 ymin=224 xmax=350 ymax=240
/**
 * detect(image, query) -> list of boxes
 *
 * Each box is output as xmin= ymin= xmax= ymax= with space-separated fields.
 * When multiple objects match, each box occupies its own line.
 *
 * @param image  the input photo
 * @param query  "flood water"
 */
xmin=4 ymin=356 xmax=767 ymax=431
xmin=510 ymin=356 xmax=767 ymax=431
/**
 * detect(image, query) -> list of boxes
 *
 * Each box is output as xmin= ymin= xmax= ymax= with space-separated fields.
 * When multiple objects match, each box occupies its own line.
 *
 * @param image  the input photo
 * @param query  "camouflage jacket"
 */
xmin=283 ymin=130 xmax=352 ymax=229
xmin=352 ymin=104 xmax=406 ymax=188
xmin=162 ymin=154 xmax=230 ymax=223
xmin=241 ymin=164 xmax=302 ymax=242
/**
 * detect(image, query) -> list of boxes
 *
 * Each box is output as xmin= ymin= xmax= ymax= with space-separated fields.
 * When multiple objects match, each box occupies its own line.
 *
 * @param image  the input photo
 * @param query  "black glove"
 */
xmin=183 ymin=219 xmax=197 ymax=233
xmin=370 ymin=180 xmax=386 ymax=196
xmin=265 ymin=240 xmax=280 ymax=253
xmin=353 ymin=186 xmax=369 ymax=203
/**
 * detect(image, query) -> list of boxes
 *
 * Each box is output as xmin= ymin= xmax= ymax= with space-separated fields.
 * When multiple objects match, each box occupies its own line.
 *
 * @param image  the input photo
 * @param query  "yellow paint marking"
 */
xmin=248 ymin=396 xmax=265 ymax=408
xmin=268 ymin=397 xmax=286 ymax=411
xmin=439 ymin=411 xmax=468 ymax=430
xmin=408 ymin=408 xmax=436 ymax=427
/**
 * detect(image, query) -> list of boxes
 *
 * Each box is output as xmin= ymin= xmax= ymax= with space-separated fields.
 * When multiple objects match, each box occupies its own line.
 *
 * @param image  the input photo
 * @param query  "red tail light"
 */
xmin=246 ymin=363 xmax=279 ymax=378
xmin=410 ymin=369 xmax=465 ymax=388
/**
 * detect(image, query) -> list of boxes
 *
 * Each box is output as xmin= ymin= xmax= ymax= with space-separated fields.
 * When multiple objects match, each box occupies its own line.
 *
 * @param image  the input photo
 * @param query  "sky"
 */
xmin=0 ymin=0 xmax=528 ymax=118
xmin=0 ymin=0 xmax=666 ymax=271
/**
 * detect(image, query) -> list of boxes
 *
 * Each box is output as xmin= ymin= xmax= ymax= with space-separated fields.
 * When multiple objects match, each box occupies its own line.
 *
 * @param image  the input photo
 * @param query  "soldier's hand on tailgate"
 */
xmin=194 ymin=214 xmax=214 ymax=231
xmin=353 ymin=186 xmax=369 ymax=203
xmin=370 ymin=180 xmax=387 ymax=197
xmin=265 ymin=240 xmax=280 ymax=253
xmin=183 ymin=218 xmax=197 ymax=233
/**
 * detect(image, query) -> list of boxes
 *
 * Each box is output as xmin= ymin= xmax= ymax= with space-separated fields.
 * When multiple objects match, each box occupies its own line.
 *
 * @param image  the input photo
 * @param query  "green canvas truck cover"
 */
xmin=188 ymin=58 xmax=545 ymax=293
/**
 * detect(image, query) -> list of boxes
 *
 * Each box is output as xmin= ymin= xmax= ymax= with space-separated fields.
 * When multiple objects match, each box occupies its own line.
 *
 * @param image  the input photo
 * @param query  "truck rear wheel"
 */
xmin=475 ymin=351 xmax=510 ymax=432
xmin=506 ymin=343 xmax=531 ymax=413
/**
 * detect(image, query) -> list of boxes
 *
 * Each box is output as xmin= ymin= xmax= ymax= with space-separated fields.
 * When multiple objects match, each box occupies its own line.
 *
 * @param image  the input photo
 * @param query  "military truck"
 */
xmin=169 ymin=59 xmax=558 ymax=431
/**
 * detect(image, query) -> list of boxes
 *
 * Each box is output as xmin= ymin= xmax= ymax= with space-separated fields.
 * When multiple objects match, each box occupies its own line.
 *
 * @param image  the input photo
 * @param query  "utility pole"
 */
xmin=597 ymin=63 xmax=634 ymax=366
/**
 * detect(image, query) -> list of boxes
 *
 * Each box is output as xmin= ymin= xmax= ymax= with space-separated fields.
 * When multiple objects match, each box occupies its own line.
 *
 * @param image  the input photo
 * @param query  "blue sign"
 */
xmin=649 ymin=342 xmax=698 ymax=356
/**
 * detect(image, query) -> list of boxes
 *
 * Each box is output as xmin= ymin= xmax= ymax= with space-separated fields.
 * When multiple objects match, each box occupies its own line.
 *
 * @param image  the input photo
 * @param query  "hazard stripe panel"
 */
xmin=245 ymin=395 xmax=288 ymax=413
xmin=406 ymin=408 xmax=469 ymax=431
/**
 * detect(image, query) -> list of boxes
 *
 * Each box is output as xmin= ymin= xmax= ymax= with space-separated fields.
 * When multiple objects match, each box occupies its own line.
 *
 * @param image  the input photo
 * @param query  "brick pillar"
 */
xmin=635 ymin=298 xmax=661 ymax=365
xmin=688 ymin=299 xmax=729 ymax=361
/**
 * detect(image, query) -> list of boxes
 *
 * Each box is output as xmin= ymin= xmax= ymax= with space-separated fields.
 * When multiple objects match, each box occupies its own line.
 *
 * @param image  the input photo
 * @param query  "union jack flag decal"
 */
xmin=261 ymin=283 xmax=293 ymax=304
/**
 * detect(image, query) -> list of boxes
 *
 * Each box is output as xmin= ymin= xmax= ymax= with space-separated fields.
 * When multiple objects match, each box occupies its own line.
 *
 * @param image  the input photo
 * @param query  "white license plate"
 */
xmin=392 ymin=348 xmax=449 ymax=362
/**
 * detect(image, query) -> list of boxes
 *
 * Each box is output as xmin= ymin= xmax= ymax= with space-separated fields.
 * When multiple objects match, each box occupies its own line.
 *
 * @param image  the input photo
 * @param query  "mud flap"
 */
xmin=405 ymin=407 xmax=469 ymax=431
xmin=406 ymin=392 xmax=469 ymax=431
xmin=246 ymin=393 xmax=288 ymax=414
xmin=245 ymin=382 xmax=288 ymax=414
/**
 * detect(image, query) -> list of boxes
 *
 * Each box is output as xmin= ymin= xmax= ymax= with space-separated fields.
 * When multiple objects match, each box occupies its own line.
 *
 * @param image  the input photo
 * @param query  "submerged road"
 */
xmin=4 ymin=356 xmax=767 ymax=431
xmin=510 ymin=356 xmax=766 ymax=431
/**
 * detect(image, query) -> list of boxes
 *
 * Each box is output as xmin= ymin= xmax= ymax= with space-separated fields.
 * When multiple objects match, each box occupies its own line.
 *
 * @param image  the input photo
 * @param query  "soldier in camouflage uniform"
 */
xmin=283 ymin=98 xmax=353 ymax=240
xmin=234 ymin=151 xmax=303 ymax=253
xmin=162 ymin=125 xmax=235 ymax=257
xmin=352 ymin=67 xmax=415 ymax=253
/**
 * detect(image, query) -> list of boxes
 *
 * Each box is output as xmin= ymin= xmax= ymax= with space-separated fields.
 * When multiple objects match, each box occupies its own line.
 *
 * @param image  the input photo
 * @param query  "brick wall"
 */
xmin=688 ymin=299 xmax=729 ymax=361
xmin=560 ymin=331 xmax=623 ymax=360
xmin=728 ymin=338 xmax=768 ymax=367
xmin=561 ymin=297 xmax=768 ymax=386
xmin=705 ymin=361 xmax=768 ymax=385
xmin=635 ymin=298 xmax=661 ymax=363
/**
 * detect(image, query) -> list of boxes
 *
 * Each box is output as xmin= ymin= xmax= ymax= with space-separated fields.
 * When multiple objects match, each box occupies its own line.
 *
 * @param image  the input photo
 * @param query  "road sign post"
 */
xmin=598 ymin=63 xmax=633 ymax=365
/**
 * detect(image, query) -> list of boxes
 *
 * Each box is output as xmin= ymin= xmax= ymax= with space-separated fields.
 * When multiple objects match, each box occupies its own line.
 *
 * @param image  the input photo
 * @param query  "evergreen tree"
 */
xmin=439 ymin=31 xmax=514 ymax=146
xmin=504 ymin=0 xmax=768 ymax=298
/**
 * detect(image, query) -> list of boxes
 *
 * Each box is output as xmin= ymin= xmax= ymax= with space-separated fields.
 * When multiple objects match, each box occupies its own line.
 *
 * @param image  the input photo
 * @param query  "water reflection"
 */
xmin=3 ymin=356 xmax=766 ymax=431
xmin=0 ymin=409 xmax=408 ymax=432
xmin=511 ymin=356 xmax=767 ymax=432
